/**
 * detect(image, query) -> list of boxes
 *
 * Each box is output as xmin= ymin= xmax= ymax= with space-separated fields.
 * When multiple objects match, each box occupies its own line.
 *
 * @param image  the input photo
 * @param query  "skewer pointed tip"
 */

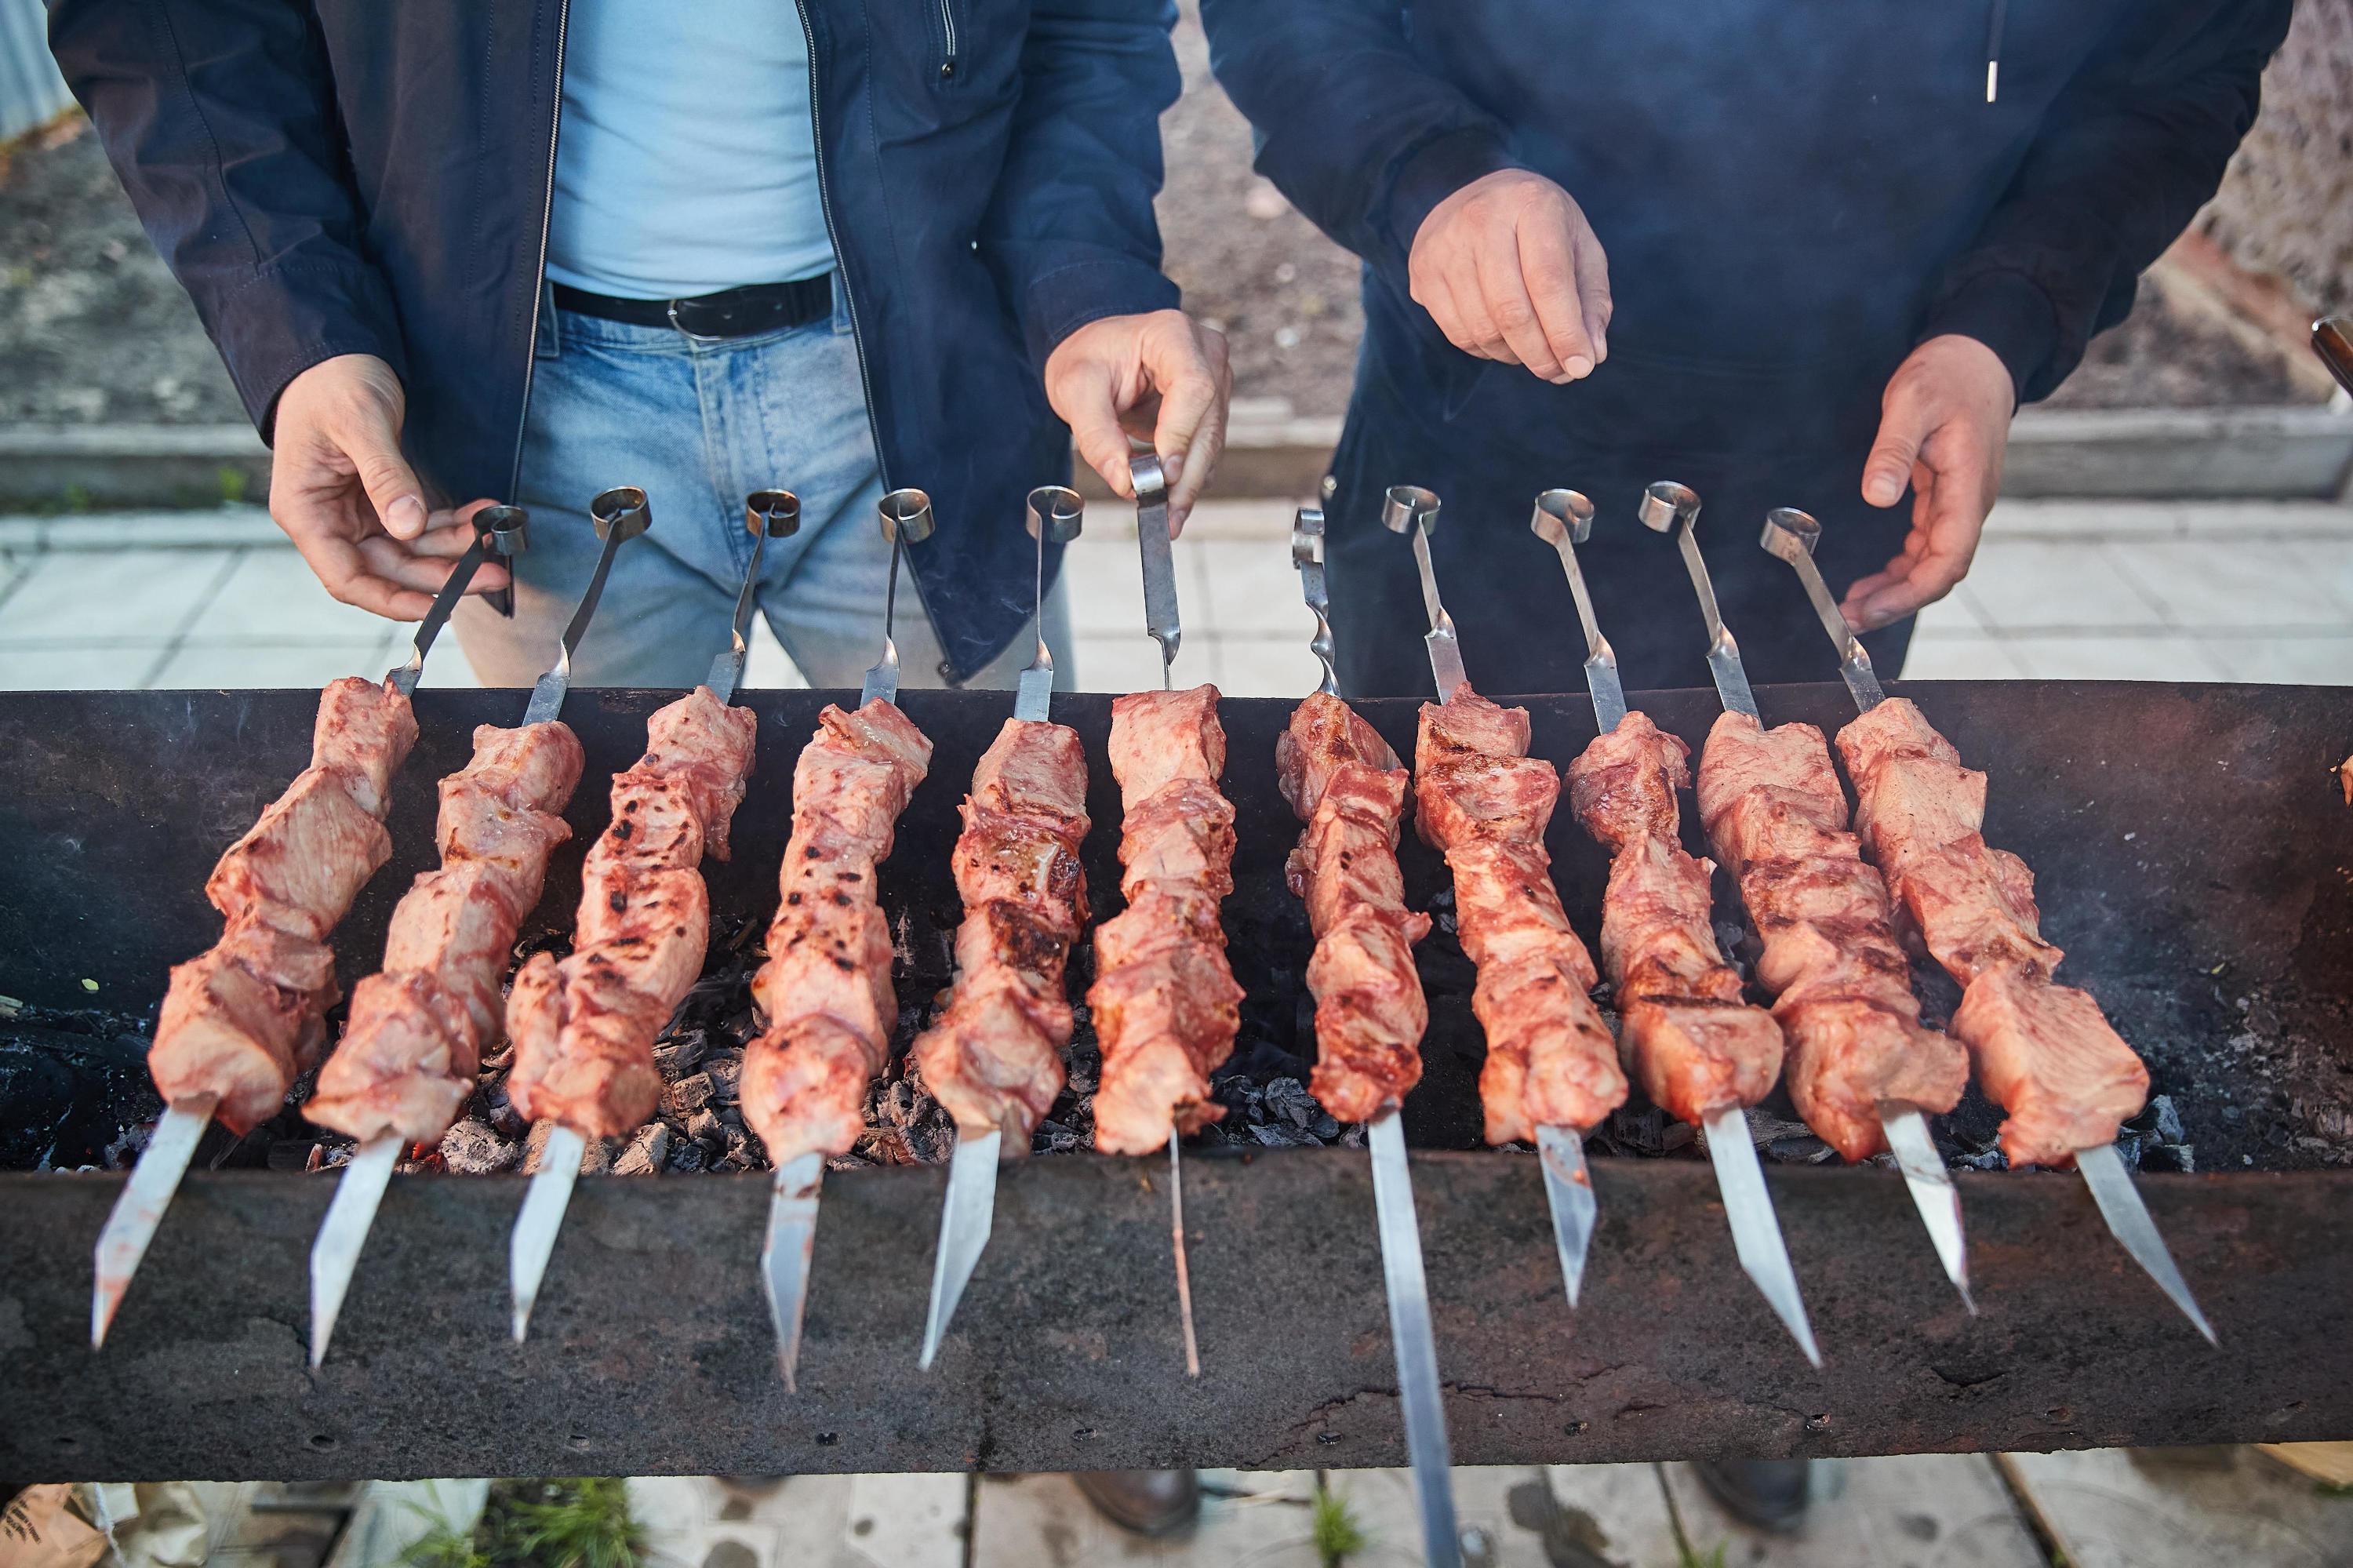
xmin=1704 ymin=1106 xmax=1824 ymax=1369
xmin=1169 ymin=1125 xmax=1202 ymax=1378
xmin=90 ymin=1099 xmax=215 ymax=1353
xmin=762 ymin=1153 xmax=825 ymax=1393
xmin=1536 ymin=1125 xmax=1598 ymax=1312
xmin=1881 ymin=1106 xmax=1973 ymax=1312
xmin=307 ymin=1135 xmax=399 ymax=1370
xmin=1365 ymin=1111 xmax=1463 ymax=1568
xmin=920 ymin=1130 xmax=1001 ymax=1370
xmin=2075 ymin=1141 xmax=2217 ymax=1344
xmin=508 ymin=1126 xmax=587 ymax=1345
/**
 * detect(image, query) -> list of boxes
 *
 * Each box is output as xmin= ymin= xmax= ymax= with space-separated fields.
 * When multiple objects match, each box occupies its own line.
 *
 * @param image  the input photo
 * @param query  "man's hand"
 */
xmin=1046 ymin=310 xmax=1230 ymax=535
xmin=1408 ymin=169 xmax=1611 ymax=384
xmin=1842 ymin=334 xmax=2017 ymax=631
xmin=269 ymin=353 xmax=509 ymax=620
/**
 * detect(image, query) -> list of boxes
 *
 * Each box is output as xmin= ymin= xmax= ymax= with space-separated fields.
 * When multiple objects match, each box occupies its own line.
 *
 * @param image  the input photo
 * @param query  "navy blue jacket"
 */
xmin=1198 ymin=0 xmax=2289 ymax=698
xmin=49 ymin=0 xmax=1182 ymax=682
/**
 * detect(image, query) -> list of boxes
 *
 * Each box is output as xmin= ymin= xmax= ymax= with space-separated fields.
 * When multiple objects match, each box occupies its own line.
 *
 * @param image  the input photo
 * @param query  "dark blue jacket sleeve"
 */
xmin=1197 ymin=0 xmax=1518 ymax=300
xmin=978 ymin=0 xmax=1185 ymax=369
xmin=46 ymin=0 xmax=406 ymax=436
xmin=1918 ymin=0 xmax=2292 ymax=403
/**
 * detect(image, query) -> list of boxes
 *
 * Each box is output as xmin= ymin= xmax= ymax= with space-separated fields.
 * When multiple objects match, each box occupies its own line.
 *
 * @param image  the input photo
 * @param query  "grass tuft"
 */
xmin=1311 ymin=1485 xmax=1369 ymax=1566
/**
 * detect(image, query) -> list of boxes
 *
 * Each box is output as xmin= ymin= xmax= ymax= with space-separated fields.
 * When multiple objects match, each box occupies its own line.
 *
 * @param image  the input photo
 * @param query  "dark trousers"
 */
xmin=1318 ymin=340 xmax=1918 ymax=702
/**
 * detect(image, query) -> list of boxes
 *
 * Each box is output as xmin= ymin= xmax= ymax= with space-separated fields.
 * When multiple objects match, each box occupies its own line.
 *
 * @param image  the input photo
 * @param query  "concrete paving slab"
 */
xmin=2200 ymin=635 xmax=2353 ymax=684
xmin=182 ymin=546 xmax=395 ymax=642
xmin=2001 ymin=1446 xmax=2353 ymax=1568
xmin=2285 ymin=540 xmax=2353 ymax=617
xmin=1998 ymin=635 xmax=2233 ymax=682
xmin=1187 ymin=536 xmax=1307 ymax=641
xmin=1063 ymin=536 xmax=1151 ymax=636
xmin=150 ymin=638 xmax=391 ymax=689
xmin=1660 ymin=1455 xmax=2043 ymax=1568
xmin=1898 ymin=631 xmax=2029 ymax=681
xmin=970 ymin=1469 xmax=1317 ymax=1566
xmin=1211 ymin=634 xmax=1326 ymax=698
xmin=1326 ymin=1462 xmax=1680 ymax=1568
xmin=2110 ymin=540 xmax=2346 ymax=630
xmin=1070 ymin=632 xmax=1211 ymax=695
xmin=1951 ymin=541 xmax=2166 ymax=631
xmin=0 ymin=642 xmax=171 ymax=689
xmin=0 ymin=546 xmax=231 ymax=644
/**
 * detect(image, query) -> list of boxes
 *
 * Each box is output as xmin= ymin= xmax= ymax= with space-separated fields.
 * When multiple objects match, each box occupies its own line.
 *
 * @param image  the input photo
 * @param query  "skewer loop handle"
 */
xmin=1381 ymin=484 xmax=1441 ymax=537
xmin=746 ymin=490 xmax=802 ymax=540
xmin=1529 ymin=488 xmax=1595 ymax=548
xmin=477 ymin=504 xmax=530 ymax=558
xmin=879 ymin=488 xmax=936 ymax=544
xmin=1760 ymin=506 xmax=1822 ymax=562
xmin=589 ymin=486 xmax=653 ymax=542
xmin=1637 ymin=479 xmax=1701 ymax=535
xmin=1025 ymin=486 xmax=1084 ymax=544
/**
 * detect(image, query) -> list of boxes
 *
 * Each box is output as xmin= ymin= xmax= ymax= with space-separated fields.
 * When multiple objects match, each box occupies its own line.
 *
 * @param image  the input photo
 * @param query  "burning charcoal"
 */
xmin=652 ymin=1034 xmax=707 ymax=1079
xmin=2140 ymin=1141 xmax=2196 ymax=1174
xmin=442 ymin=1119 xmax=521 ymax=1176
xmin=665 ymin=1071 xmax=716 ymax=1116
xmin=686 ymin=1107 xmax=723 ymax=1144
xmin=1430 ymin=886 xmax=1455 ymax=910
xmin=825 ymin=1152 xmax=874 ymax=1173
xmin=716 ymin=1103 xmax=746 ymax=1130
xmin=2151 ymin=1094 xmax=2184 ymax=1145
xmin=1249 ymin=1122 xmax=1304 ymax=1148
xmin=1953 ymin=1146 xmax=2007 ymax=1172
xmin=481 ymin=1079 xmax=528 ymax=1138
xmin=704 ymin=1050 xmax=744 ymax=1101
xmin=1742 ymin=1111 xmax=1813 ymax=1148
xmin=523 ymin=1119 xmax=614 ymax=1175
xmin=613 ymin=1123 xmax=671 ymax=1177
xmin=1660 ymin=1122 xmax=1695 ymax=1155
xmin=667 ymin=1135 xmax=709 ymax=1173
xmin=1311 ymin=1111 xmax=1340 ymax=1141
xmin=1338 ymin=1124 xmax=1366 ymax=1149
xmin=1196 ymin=1122 xmax=1228 ymax=1148
xmin=1035 ymin=1119 xmax=1082 ymax=1155
xmin=1766 ymin=1133 xmax=1835 ymax=1165
xmin=1264 ymin=1077 xmax=1316 ymax=1130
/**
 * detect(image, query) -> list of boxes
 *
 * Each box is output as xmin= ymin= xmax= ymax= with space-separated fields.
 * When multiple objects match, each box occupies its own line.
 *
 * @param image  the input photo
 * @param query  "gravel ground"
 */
xmin=0 ymin=5 xmax=2337 ymax=431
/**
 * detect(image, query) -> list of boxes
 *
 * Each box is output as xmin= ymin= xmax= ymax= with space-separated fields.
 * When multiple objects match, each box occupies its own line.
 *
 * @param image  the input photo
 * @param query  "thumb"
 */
xmin=1861 ymin=388 xmax=1930 ymax=509
xmin=342 ymin=400 xmax=429 ymax=540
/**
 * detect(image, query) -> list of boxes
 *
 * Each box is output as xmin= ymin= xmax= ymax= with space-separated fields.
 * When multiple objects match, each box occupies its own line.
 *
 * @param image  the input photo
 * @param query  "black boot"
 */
xmin=1072 ymin=1470 xmax=1202 ymax=1536
xmin=1693 ymin=1458 xmax=1813 ymax=1532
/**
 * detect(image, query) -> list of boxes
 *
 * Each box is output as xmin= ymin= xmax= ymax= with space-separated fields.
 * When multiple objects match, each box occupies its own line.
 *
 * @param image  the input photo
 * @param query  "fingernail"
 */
xmin=1550 ymin=372 xmax=1573 ymax=386
xmin=1566 ymin=356 xmax=1594 ymax=379
xmin=387 ymin=496 xmax=426 ymax=537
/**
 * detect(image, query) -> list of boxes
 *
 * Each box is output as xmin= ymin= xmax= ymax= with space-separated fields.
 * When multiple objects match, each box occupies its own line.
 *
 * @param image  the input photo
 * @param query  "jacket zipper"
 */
xmin=510 ymin=0 xmax=572 ymax=501
xmin=936 ymin=0 xmax=959 ymax=77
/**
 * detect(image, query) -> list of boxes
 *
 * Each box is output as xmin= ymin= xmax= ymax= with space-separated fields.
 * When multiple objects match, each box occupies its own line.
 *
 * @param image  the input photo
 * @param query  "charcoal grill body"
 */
xmin=2 ymin=682 xmax=2348 ymax=1481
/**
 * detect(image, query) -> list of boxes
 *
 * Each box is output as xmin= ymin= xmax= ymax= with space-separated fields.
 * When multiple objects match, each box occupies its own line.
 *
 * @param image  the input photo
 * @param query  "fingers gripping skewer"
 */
xmin=1761 ymin=507 xmax=2214 ymax=1343
xmin=1657 ymin=489 xmax=1970 ymax=1311
xmin=861 ymin=489 xmax=933 ymax=708
xmin=507 ymin=487 xmax=654 ymax=1342
xmin=707 ymin=491 xmax=801 ymax=706
xmin=919 ymin=486 xmax=1083 ymax=1369
xmin=101 ymin=515 xmax=507 ymax=1350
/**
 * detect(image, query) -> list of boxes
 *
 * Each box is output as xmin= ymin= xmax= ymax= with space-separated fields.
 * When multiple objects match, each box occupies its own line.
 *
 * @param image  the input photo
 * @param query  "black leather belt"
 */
xmin=551 ymin=275 xmax=834 ymax=339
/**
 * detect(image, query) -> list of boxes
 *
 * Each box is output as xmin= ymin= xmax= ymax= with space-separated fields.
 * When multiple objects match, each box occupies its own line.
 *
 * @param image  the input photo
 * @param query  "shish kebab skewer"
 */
xmin=1535 ymin=495 xmax=1821 ymax=1366
xmin=1762 ymin=508 xmax=2215 ymax=1341
xmin=504 ymin=489 xmax=776 ymax=1340
xmin=1287 ymin=496 xmax=1460 ymax=1568
xmin=1638 ymin=482 xmax=1973 ymax=1307
xmin=753 ymin=488 xmax=939 ymax=1392
xmin=89 ymin=505 xmax=523 ymax=1349
xmin=1391 ymin=495 xmax=1625 ymax=1309
xmin=915 ymin=486 xmax=1093 ymax=1368
xmin=304 ymin=498 xmax=610 ymax=1365
xmin=1087 ymin=453 xmax=1240 ymax=1378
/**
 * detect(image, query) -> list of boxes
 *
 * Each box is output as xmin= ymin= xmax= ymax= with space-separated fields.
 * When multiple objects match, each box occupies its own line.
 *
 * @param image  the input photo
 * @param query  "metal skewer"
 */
xmin=919 ymin=484 xmax=1083 ymax=1370
xmin=860 ymin=489 xmax=935 ymax=708
xmin=707 ymin=491 xmax=801 ymax=706
xmin=98 ymin=507 xmax=526 ymax=1353
xmin=764 ymin=489 xmax=931 ymax=1392
xmin=505 ymin=486 xmax=653 ymax=1343
xmin=1373 ymin=483 xmax=1464 ymax=1568
xmin=1761 ymin=506 xmax=2213 ymax=1342
xmin=1645 ymin=483 xmax=1970 ymax=1313
xmin=1538 ymin=484 xmax=1820 ymax=1362
xmin=1132 ymin=453 xmax=1180 ymax=689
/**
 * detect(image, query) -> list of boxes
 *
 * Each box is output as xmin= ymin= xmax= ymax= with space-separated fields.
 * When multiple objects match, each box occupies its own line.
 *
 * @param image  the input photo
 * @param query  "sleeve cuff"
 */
xmin=206 ymin=255 xmax=409 ymax=441
xmin=1023 ymin=254 xmax=1184 ymax=369
xmin=1384 ymin=125 xmax=1522 ymax=263
xmin=1918 ymin=271 xmax=2062 ymax=405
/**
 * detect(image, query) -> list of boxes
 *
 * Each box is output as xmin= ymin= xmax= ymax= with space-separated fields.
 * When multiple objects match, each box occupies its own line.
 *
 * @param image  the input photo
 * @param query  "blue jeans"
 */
xmin=452 ymin=281 xmax=1070 ymax=690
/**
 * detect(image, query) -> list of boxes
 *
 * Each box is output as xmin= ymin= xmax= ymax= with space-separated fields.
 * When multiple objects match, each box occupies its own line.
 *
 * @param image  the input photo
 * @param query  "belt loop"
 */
xmin=831 ymin=270 xmax=853 ymax=337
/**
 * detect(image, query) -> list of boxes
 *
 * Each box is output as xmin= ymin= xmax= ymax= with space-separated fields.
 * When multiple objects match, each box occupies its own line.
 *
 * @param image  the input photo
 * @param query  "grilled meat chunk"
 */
xmin=1836 ymin=698 xmax=2147 ymax=1167
xmin=1697 ymin=711 xmax=1966 ymax=1161
xmin=307 ymin=722 xmax=584 ymax=1144
xmin=151 ymin=676 xmax=418 ymax=1133
xmin=507 ymin=687 xmax=756 ymax=1138
xmin=1090 ymin=686 xmax=1246 ymax=1155
xmin=742 ymin=700 xmax=935 ymax=1167
xmin=910 ymin=719 xmax=1091 ymax=1146
xmin=1566 ymin=711 xmax=1783 ymax=1126
xmin=1278 ymin=692 xmax=1431 ymax=1123
xmin=1416 ymin=687 xmax=1625 ymax=1142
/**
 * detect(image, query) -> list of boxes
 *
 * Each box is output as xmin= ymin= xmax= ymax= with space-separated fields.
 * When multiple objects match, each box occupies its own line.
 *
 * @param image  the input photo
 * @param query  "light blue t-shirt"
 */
xmin=545 ymin=0 xmax=836 ymax=300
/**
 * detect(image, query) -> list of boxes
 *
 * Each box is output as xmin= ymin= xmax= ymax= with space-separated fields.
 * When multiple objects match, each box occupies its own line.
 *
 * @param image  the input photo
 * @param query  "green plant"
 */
xmin=1675 ymin=1541 xmax=1727 ymax=1568
xmin=504 ymin=1479 xmax=642 ymax=1568
xmin=217 ymin=464 xmax=250 ymax=504
xmin=1311 ymin=1486 xmax=1369 ymax=1567
xmin=400 ymin=1520 xmax=490 ymax=1568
